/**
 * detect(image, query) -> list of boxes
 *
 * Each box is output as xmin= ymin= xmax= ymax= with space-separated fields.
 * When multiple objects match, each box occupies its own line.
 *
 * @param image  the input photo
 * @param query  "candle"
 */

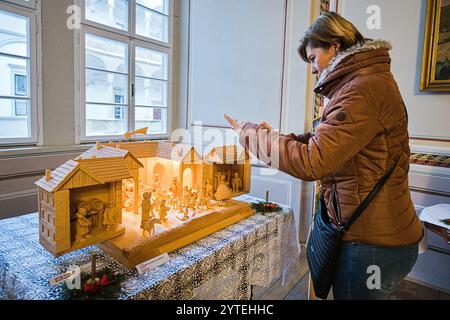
xmin=91 ymin=253 xmax=97 ymax=283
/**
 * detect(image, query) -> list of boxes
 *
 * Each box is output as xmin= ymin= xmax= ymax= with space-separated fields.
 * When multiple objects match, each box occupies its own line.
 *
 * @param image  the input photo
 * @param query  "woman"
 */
xmin=225 ymin=11 xmax=423 ymax=300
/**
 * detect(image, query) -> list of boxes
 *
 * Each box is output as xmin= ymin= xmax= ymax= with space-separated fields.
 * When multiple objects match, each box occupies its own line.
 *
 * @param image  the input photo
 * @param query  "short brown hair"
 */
xmin=298 ymin=11 xmax=365 ymax=63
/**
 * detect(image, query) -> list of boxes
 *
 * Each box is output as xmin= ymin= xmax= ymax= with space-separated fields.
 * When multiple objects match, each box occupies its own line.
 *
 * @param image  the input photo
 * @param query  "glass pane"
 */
xmin=0 ymin=98 xmax=31 ymax=138
xmin=85 ymin=0 xmax=129 ymax=32
xmin=135 ymin=77 xmax=167 ymax=107
xmin=0 ymin=56 xmax=29 ymax=97
xmin=86 ymin=104 xmax=128 ymax=136
xmin=135 ymin=107 xmax=167 ymax=134
xmin=135 ymin=47 xmax=168 ymax=80
xmin=85 ymin=33 xmax=128 ymax=73
xmin=136 ymin=4 xmax=169 ymax=43
xmin=136 ymin=0 xmax=169 ymax=15
xmin=86 ymin=69 xmax=128 ymax=104
xmin=0 ymin=9 xmax=29 ymax=57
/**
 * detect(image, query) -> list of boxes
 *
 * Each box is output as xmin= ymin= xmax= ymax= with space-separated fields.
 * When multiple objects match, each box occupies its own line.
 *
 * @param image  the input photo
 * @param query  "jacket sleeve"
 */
xmin=239 ymin=85 xmax=381 ymax=181
xmin=287 ymin=132 xmax=313 ymax=144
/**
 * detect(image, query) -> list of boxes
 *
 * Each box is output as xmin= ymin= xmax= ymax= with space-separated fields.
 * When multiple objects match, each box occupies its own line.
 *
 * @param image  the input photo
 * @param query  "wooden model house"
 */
xmin=35 ymin=141 xmax=253 ymax=265
xmin=35 ymin=145 xmax=143 ymax=257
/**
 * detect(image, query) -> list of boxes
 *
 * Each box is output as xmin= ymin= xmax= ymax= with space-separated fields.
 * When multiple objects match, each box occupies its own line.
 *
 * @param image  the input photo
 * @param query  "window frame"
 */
xmin=0 ymin=1 xmax=41 ymax=146
xmin=76 ymin=0 xmax=173 ymax=143
xmin=1 ymin=0 xmax=36 ymax=10
xmin=14 ymin=74 xmax=28 ymax=96
xmin=133 ymin=38 xmax=172 ymax=137
xmin=15 ymin=100 xmax=28 ymax=116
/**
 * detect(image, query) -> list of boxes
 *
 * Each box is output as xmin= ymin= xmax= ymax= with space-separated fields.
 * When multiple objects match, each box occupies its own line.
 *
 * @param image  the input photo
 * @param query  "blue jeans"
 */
xmin=332 ymin=241 xmax=419 ymax=300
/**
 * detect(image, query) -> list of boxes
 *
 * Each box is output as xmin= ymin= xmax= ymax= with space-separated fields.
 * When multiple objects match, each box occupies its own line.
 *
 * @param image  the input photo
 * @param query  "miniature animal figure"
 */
xmin=142 ymin=218 xmax=160 ymax=237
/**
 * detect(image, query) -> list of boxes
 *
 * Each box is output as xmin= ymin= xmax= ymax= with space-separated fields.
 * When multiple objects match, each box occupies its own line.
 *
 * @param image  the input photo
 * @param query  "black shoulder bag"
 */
xmin=306 ymin=157 xmax=400 ymax=299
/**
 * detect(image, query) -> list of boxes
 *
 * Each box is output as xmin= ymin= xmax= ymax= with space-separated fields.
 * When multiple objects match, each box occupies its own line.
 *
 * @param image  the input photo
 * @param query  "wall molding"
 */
xmin=0 ymin=189 xmax=37 ymax=202
xmin=410 ymin=144 xmax=450 ymax=156
xmin=251 ymin=175 xmax=293 ymax=207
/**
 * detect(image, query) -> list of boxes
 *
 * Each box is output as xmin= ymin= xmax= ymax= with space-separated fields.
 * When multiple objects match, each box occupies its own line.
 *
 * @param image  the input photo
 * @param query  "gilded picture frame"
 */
xmin=421 ymin=0 xmax=450 ymax=92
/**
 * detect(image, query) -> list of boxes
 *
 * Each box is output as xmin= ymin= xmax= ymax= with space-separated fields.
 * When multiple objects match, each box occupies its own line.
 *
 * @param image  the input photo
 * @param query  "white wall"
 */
xmin=340 ymin=0 xmax=450 ymax=142
xmin=40 ymin=0 xmax=76 ymax=146
xmin=178 ymin=0 xmax=316 ymax=243
xmin=187 ymin=0 xmax=285 ymax=128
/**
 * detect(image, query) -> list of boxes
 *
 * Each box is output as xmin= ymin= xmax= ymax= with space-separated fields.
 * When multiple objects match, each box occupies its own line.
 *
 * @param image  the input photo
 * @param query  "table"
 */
xmin=424 ymin=222 xmax=449 ymax=244
xmin=0 ymin=195 xmax=300 ymax=300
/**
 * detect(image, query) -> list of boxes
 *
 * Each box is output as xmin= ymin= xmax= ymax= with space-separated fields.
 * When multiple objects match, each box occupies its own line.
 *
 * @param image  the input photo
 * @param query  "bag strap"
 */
xmin=340 ymin=155 xmax=402 ymax=233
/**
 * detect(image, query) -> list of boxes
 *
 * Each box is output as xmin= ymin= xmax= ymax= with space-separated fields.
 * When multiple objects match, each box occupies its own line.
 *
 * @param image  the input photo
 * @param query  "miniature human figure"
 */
xmin=153 ymin=174 xmax=161 ymax=190
xmin=167 ymin=187 xmax=177 ymax=210
xmin=198 ymin=188 xmax=210 ymax=210
xmin=184 ymin=186 xmax=192 ymax=204
xmin=231 ymin=173 xmax=242 ymax=193
xmin=189 ymin=191 xmax=198 ymax=211
xmin=177 ymin=186 xmax=190 ymax=218
xmin=159 ymin=199 xmax=169 ymax=223
xmin=152 ymin=189 xmax=162 ymax=214
xmin=75 ymin=207 xmax=91 ymax=243
xmin=123 ymin=179 xmax=134 ymax=212
xmin=172 ymin=177 xmax=180 ymax=198
xmin=140 ymin=192 xmax=153 ymax=235
xmin=205 ymin=179 xmax=214 ymax=200
xmin=215 ymin=174 xmax=232 ymax=203
xmin=90 ymin=198 xmax=105 ymax=228
xmin=103 ymin=202 xmax=117 ymax=231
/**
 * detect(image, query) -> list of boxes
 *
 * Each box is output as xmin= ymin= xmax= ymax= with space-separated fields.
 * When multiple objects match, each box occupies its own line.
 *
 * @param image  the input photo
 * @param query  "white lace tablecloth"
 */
xmin=0 ymin=195 xmax=300 ymax=300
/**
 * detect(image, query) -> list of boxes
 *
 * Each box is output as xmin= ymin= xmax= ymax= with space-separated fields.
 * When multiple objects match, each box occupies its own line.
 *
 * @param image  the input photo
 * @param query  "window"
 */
xmin=114 ymin=106 xmax=124 ymax=120
xmin=79 ymin=0 xmax=172 ymax=141
xmin=15 ymin=100 xmax=27 ymax=116
xmin=136 ymin=0 xmax=170 ymax=43
xmin=153 ymin=108 xmax=161 ymax=121
xmin=0 ymin=2 xmax=38 ymax=145
xmin=85 ymin=0 xmax=129 ymax=32
xmin=115 ymin=94 xmax=124 ymax=104
xmin=14 ymin=74 xmax=27 ymax=96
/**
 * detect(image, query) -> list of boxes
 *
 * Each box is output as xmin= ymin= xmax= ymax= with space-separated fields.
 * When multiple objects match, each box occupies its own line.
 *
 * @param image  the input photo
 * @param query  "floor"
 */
xmin=252 ymin=245 xmax=450 ymax=300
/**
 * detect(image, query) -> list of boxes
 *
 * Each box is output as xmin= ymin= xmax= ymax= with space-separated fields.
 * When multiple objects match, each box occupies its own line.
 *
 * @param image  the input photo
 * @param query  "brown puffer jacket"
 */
xmin=239 ymin=39 xmax=423 ymax=247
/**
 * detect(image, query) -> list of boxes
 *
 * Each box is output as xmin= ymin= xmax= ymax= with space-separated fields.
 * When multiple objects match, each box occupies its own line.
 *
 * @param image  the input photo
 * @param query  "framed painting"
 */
xmin=421 ymin=0 xmax=450 ymax=92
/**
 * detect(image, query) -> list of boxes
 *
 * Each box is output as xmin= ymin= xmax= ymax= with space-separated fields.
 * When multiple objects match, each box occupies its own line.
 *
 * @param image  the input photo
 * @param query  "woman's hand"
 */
xmin=258 ymin=121 xmax=273 ymax=130
xmin=224 ymin=114 xmax=248 ymax=134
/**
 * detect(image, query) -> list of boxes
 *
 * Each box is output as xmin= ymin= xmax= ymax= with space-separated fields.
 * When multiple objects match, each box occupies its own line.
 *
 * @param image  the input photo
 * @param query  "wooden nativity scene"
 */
xmin=35 ymin=140 xmax=253 ymax=267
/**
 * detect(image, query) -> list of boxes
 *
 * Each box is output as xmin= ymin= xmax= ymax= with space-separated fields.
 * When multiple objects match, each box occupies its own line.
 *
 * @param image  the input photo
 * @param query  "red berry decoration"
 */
xmin=100 ymin=274 xmax=111 ymax=286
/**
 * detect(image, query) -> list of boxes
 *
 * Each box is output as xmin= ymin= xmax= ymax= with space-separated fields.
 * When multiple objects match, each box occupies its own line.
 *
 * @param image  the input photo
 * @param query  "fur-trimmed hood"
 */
xmin=315 ymin=39 xmax=393 ymax=96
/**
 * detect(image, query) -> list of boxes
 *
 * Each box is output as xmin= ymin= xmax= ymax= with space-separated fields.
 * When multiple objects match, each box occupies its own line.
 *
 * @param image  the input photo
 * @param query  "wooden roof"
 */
xmin=35 ymin=147 xmax=141 ymax=193
xmin=77 ymin=158 xmax=133 ymax=183
xmin=35 ymin=160 xmax=81 ymax=193
xmin=77 ymin=145 xmax=143 ymax=168
xmin=171 ymin=144 xmax=202 ymax=163
xmin=76 ymin=145 xmax=128 ymax=159
xmin=204 ymin=145 xmax=240 ymax=164
xmin=101 ymin=141 xmax=176 ymax=161
xmin=35 ymin=141 xmax=249 ymax=192
xmin=155 ymin=140 xmax=176 ymax=160
xmin=103 ymin=141 xmax=158 ymax=159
